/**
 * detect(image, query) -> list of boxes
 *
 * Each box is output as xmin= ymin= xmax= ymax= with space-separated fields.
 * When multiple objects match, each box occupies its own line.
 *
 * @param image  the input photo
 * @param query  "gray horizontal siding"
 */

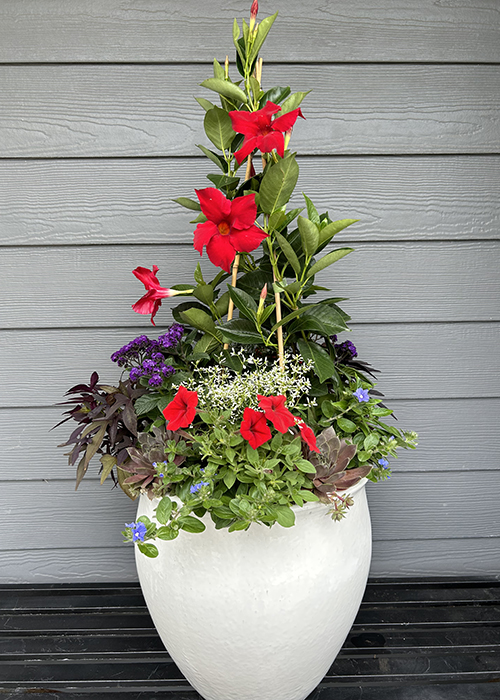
xmin=1 ymin=156 xmax=498 ymax=245
xmin=1 ymin=242 xmax=499 ymax=328
xmin=1 ymin=0 xmax=499 ymax=581
xmin=2 ymin=324 xmax=499 ymax=408
xmin=2 ymin=537 xmax=499 ymax=584
xmin=0 ymin=0 xmax=498 ymax=63
xmin=2 ymin=64 xmax=499 ymax=157
xmin=3 ymin=400 xmax=499 ymax=482
xmin=1 ymin=472 xmax=499 ymax=552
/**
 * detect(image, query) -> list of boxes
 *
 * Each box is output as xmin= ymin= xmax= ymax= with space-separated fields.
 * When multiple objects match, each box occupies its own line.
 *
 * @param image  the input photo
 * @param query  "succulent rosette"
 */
xmin=58 ymin=2 xmax=417 ymax=558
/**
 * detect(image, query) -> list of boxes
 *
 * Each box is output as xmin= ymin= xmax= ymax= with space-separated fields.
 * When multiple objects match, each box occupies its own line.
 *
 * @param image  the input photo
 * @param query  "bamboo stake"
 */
xmin=273 ymin=271 xmax=285 ymax=370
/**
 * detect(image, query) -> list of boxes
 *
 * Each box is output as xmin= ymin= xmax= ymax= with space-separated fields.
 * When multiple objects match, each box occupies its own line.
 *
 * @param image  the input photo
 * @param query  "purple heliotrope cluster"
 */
xmin=111 ymin=324 xmax=184 ymax=387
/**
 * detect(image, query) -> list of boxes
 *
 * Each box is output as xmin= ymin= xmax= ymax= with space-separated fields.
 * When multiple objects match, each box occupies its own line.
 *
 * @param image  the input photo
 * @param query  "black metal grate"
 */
xmin=1 ymin=578 xmax=499 ymax=699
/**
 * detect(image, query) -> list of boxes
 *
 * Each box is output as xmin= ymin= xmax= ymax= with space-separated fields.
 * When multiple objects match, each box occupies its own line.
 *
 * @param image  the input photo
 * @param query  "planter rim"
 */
xmin=140 ymin=477 xmax=369 ymax=514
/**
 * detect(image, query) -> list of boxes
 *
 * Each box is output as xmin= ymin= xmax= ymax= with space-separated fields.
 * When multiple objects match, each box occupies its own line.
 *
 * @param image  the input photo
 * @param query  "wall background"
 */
xmin=1 ymin=0 xmax=499 ymax=582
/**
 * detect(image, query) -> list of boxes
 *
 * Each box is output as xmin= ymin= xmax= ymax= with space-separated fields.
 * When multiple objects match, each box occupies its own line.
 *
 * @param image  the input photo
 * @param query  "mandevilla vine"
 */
xmin=57 ymin=2 xmax=417 ymax=558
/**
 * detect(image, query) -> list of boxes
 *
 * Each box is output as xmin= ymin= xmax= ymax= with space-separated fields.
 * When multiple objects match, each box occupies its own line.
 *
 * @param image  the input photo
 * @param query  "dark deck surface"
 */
xmin=0 ymin=578 xmax=499 ymax=699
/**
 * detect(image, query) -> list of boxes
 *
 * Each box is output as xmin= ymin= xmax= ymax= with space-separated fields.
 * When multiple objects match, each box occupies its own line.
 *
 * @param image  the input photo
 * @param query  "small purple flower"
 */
xmin=378 ymin=458 xmax=389 ymax=469
xmin=148 ymin=373 xmax=163 ymax=387
xmin=190 ymin=481 xmax=209 ymax=494
xmin=125 ymin=521 xmax=147 ymax=542
xmin=353 ymin=388 xmax=370 ymax=403
xmin=159 ymin=473 xmax=164 ymax=478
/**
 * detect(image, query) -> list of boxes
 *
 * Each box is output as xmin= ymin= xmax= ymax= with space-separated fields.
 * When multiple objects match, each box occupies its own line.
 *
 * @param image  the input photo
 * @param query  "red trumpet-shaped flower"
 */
xmin=229 ymin=101 xmax=305 ymax=164
xmin=193 ymin=188 xmax=267 ymax=273
xmin=257 ymin=394 xmax=295 ymax=433
xmin=240 ymin=408 xmax=272 ymax=449
xmin=132 ymin=265 xmax=187 ymax=326
xmin=296 ymin=420 xmax=320 ymax=453
xmin=162 ymin=386 xmax=198 ymax=432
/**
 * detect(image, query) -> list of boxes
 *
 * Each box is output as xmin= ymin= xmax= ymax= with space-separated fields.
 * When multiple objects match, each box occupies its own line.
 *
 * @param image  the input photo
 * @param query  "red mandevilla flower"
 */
xmin=193 ymin=188 xmax=267 ymax=273
xmin=296 ymin=420 xmax=320 ymax=453
xmin=257 ymin=394 xmax=295 ymax=433
xmin=240 ymin=407 xmax=272 ymax=449
xmin=132 ymin=265 xmax=177 ymax=326
xmin=229 ymin=101 xmax=305 ymax=164
xmin=162 ymin=386 xmax=198 ymax=432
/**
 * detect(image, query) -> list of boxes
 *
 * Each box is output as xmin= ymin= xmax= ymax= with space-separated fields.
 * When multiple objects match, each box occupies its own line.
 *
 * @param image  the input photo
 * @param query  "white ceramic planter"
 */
xmin=135 ymin=478 xmax=372 ymax=700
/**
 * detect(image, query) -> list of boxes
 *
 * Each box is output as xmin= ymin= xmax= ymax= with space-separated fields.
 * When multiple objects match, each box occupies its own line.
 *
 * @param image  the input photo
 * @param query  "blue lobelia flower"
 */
xmin=378 ymin=458 xmax=389 ymax=468
xmin=353 ymin=387 xmax=370 ymax=403
xmin=125 ymin=521 xmax=147 ymax=542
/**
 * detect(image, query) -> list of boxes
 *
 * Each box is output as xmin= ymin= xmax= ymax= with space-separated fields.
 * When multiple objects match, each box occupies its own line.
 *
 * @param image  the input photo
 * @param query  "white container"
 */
xmin=135 ymin=478 xmax=372 ymax=700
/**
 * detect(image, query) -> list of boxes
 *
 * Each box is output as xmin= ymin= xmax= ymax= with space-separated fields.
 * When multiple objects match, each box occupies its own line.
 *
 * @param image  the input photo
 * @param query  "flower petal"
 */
xmin=229 ymin=110 xmax=261 ymax=137
xmin=272 ymin=107 xmax=305 ymax=134
xmin=206 ymin=235 xmax=237 ymax=273
xmin=240 ymin=408 xmax=271 ymax=449
xmin=132 ymin=265 xmax=161 ymax=289
xmin=234 ymin=136 xmax=258 ymax=164
xmin=297 ymin=420 xmax=320 ymax=453
xmin=193 ymin=220 xmax=218 ymax=255
xmin=132 ymin=290 xmax=162 ymax=326
xmin=195 ymin=187 xmax=231 ymax=223
xmin=257 ymin=130 xmax=285 ymax=157
xmin=258 ymin=395 xmax=296 ymax=433
xmin=162 ymin=386 xmax=198 ymax=431
xmin=229 ymin=224 xmax=268 ymax=254
xmin=229 ymin=193 xmax=257 ymax=230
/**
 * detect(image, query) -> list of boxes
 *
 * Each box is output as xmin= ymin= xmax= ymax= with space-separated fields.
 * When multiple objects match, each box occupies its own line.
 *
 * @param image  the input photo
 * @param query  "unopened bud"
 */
xmin=260 ymin=283 xmax=268 ymax=300
xmin=249 ymin=0 xmax=258 ymax=31
xmin=225 ymin=55 xmax=229 ymax=80
xmin=283 ymin=127 xmax=293 ymax=151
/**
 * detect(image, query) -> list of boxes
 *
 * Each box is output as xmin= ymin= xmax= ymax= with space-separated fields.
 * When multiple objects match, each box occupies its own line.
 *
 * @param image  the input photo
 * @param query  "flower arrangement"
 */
xmin=58 ymin=1 xmax=417 ymax=558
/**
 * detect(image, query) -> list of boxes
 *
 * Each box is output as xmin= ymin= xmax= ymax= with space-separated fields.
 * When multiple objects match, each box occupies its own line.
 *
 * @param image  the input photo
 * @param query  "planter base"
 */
xmin=135 ymin=479 xmax=371 ymax=700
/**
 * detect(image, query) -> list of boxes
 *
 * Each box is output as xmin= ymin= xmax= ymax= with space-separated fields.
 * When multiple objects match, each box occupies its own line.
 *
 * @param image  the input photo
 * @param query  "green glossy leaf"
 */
xmin=260 ymin=85 xmax=291 ymax=107
xmin=232 ymin=18 xmax=244 ymax=60
xmin=179 ymin=308 xmax=222 ymax=341
xmin=213 ymin=58 xmax=225 ymax=79
xmin=307 ymin=248 xmax=354 ymax=279
xmin=298 ymin=216 xmax=319 ymax=258
xmin=196 ymin=144 xmax=227 ymax=172
xmin=318 ymin=219 xmax=358 ymax=246
xmin=364 ymin=433 xmax=380 ymax=451
xmin=337 ymin=417 xmax=357 ymax=433
xmin=238 ymin=270 xmax=273 ymax=296
xmin=248 ymin=11 xmax=279 ymax=63
xmin=296 ymin=459 xmax=316 ymax=474
xmin=195 ymin=97 xmax=215 ymax=112
xmin=291 ymin=304 xmax=350 ymax=336
xmin=299 ymin=490 xmax=320 ymax=502
xmin=204 ymin=106 xmax=237 ymax=151
xmin=200 ymin=78 xmax=247 ymax=105
xmin=173 ymin=196 xmax=201 ymax=211
xmin=179 ymin=516 xmax=206 ymax=534
xmin=277 ymin=91 xmax=310 ymax=116
xmin=156 ymin=526 xmax=178 ymax=541
xmin=155 ymin=496 xmax=173 ymax=525
xmin=269 ymin=306 xmax=310 ymax=335
xmin=172 ymin=300 xmax=210 ymax=325
xmin=214 ymin=290 xmax=230 ymax=317
xmin=274 ymin=505 xmax=296 ymax=528
xmin=303 ymin=193 xmax=320 ymax=225
xmin=259 ymin=154 xmax=299 ymax=214
xmin=206 ymin=173 xmax=240 ymax=190
xmin=134 ymin=393 xmax=162 ymax=417
xmin=227 ymin=285 xmax=258 ymax=322
xmin=219 ymin=319 xmax=263 ymax=345
xmin=274 ymin=230 xmax=301 ymax=277
xmin=297 ymin=338 xmax=337 ymax=383
xmin=137 ymin=543 xmax=159 ymax=558
xmin=194 ymin=262 xmax=205 ymax=285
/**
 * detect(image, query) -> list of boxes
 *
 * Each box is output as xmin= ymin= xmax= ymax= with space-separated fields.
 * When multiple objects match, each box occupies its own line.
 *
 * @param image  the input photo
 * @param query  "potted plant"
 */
xmin=57 ymin=4 xmax=417 ymax=699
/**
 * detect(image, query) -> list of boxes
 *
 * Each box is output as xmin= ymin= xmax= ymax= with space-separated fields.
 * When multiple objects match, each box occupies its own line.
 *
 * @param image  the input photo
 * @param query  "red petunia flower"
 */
xmin=229 ymin=101 xmax=305 ymax=164
xmin=257 ymin=394 xmax=295 ymax=433
xmin=193 ymin=188 xmax=267 ymax=273
xmin=240 ymin=407 xmax=272 ymax=449
xmin=296 ymin=420 xmax=320 ymax=453
xmin=162 ymin=386 xmax=198 ymax=432
xmin=132 ymin=265 xmax=179 ymax=326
